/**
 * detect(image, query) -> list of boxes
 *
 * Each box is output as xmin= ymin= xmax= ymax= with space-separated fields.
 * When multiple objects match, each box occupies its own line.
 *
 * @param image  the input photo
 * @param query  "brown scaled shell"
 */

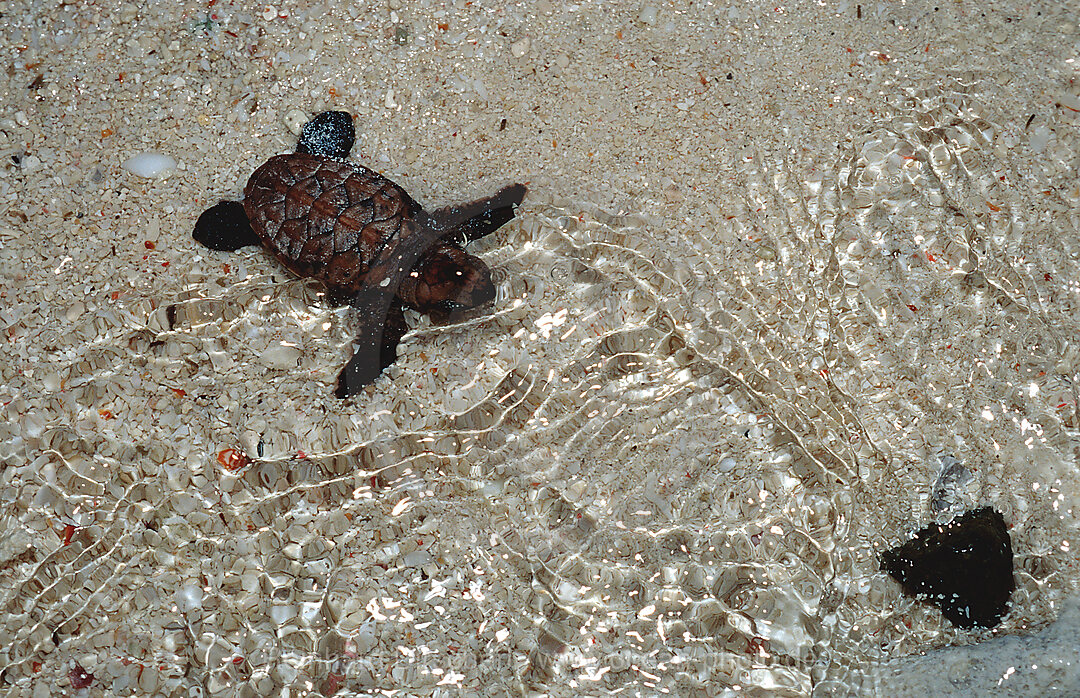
xmin=243 ymin=153 xmax=424 ymax=296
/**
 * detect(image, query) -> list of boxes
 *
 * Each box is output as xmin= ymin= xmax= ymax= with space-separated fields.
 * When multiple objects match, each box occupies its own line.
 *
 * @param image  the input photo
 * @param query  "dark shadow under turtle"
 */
xmin=193 ymin=111 xmax=526 ymax=398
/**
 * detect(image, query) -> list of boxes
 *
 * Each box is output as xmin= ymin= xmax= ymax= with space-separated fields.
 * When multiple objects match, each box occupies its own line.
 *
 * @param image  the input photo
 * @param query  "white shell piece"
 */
xmin=175 ymin=583 xmax=203 ymax=612
xmin=261 ymin=343 xmax=302 ymax=369
xmin=510 ymin=37 xmax=530 ymax=57
xmin=121 ymin=153 xmax=177 ymax=178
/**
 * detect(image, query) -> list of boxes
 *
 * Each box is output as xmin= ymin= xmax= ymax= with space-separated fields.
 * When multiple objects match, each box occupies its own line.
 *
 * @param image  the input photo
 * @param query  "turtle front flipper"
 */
xmin=428 ymin=183 xmax=527 ymax=244
xmin=322 ymin=285 xmax=357 ymax=308
xmin=335 ymin=287 xmax=404 ymax=398
xmin=193 ymin=200 xmax=262 ymax=251
xmin=380 ymin=300 xmax=409 ymax=369
xmin=335 ymin=211 xmax=447 ymax=396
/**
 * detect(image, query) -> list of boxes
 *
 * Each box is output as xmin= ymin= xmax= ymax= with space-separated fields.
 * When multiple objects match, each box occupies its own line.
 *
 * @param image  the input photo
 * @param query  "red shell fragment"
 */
xmin=69 ymin=662 xmax=94 ymax=689
xmin=217 ymin=448 xmax=250 ymax=471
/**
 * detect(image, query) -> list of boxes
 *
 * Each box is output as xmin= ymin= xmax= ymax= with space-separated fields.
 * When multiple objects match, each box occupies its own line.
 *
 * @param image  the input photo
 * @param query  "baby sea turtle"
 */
xmin=193 ymin=111 xmax=526 ymax=398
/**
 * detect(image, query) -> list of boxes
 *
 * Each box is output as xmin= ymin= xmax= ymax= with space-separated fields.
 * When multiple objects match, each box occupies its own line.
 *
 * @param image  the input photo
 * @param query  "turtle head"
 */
xmin=399 ymin=246 xmax=495 ymax=315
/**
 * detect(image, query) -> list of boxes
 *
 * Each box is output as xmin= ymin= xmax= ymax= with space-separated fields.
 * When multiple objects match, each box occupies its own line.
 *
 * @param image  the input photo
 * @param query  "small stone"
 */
xmin=20 ymin=154 xmax=42 ymax=172
xmin=510 ymin=37 xmax=530 ymax=58
xmin=65 ymin=302 xmax=84 ymax=322
xmin=104 ymin=658 xmax=126 ymax=678
xmin=638 ymin=6 xmax=659 ymax=24
xmin=1029 ymin=125 xmax=1051 ymax=153
xmin=881 ymin=506 xmax=1014 ymax=628
xmin=1058 ymin=92 xmax=1080 ymax=112
xmin=931 ymin=455 xmax=972 ymax=514
xmin=253 ymin=672 xmax=275 ymax=693
xmin=14 ymin=110 xmax=29 ymax=126
xmin=283 ymin=108 xmax=307 ymax=135
xmin=355 ymin=622 xmax=377 ymax=653
xmin=138 ymin=665 xmax=159 ymax=693
xmin=261 ymin=343 xmax=302 ymax=369
xmin=404 ymin=550 xmax=431 ymax=567
xmin=270 ymin=604 xmax=297 ymax=624
xmin=207 ymin=674 xmax=231 ymax=693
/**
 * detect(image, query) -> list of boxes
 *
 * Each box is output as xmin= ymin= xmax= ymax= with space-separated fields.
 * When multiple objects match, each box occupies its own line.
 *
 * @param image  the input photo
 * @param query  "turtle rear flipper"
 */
xmin=429 ymin=183 xmax=526 ymax=244
xmin=193 ymin=200 xmax=261 ymax=251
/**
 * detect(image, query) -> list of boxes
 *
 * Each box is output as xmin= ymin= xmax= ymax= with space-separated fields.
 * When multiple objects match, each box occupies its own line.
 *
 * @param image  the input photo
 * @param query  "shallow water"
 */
xmin=2 ymin=1 xmax=1079 ymax=696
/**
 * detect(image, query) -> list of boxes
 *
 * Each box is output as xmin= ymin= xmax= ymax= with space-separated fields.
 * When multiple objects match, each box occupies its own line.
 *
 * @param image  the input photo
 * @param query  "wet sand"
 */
xmin=2 ymin=1 xmax=1078 ymax=695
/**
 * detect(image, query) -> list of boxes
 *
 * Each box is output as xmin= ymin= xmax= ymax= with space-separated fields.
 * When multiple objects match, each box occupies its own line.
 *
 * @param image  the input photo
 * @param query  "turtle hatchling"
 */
xmin=193 ymin=111 xmax=526 ymax=398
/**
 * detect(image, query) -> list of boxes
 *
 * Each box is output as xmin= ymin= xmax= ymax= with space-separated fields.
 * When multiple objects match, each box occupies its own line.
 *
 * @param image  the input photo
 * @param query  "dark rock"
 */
xmin=296 ymin=110 xmax=355 ymax=160
xmin=881 ymin=506 xmax=1014 ymax=629
xmin=192 ymin=200 xmax=260 ymax=251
